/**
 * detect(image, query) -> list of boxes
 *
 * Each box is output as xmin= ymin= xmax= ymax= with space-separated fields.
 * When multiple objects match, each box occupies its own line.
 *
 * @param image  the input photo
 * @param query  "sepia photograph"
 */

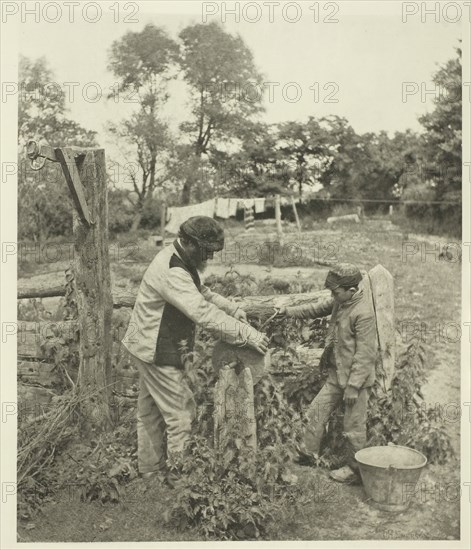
xmin=1 ymin=0 xmax=470 ymax=547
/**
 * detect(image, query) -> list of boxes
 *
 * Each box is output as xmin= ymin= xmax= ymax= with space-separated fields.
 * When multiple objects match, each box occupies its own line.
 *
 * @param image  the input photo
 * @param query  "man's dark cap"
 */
xmin=179 ymin=216 xmax=225 ymax=251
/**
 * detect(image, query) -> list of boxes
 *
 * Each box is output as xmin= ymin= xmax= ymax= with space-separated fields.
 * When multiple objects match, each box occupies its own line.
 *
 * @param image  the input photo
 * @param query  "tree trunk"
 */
xmin=130 ymin=211 xmax=143 ymax=232
xmin=181 ymin=176 xmax=192 ymax=205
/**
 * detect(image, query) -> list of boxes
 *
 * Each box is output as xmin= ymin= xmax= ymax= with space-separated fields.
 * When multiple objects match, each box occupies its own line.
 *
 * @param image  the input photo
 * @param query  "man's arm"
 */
xmin=200 ymin=284 xmax=241 ymax=317
xmin=284 ymin=296 xmax=334 ymax=320
xmin=159 ymin=268 xmax=264 ymax=348
xmin=346 ymin=313 xmax=377 ymax=390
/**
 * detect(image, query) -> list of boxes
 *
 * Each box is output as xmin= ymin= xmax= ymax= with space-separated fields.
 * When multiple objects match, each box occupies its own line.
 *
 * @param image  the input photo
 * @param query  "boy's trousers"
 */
xmin=129 ymin=352 xmax=196 ymax=474
xmin=303 ymin=379 xmax=370 ymax=469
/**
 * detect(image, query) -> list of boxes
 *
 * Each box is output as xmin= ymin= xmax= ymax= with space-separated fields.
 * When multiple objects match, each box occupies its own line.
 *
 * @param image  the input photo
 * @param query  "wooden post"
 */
xmin=389 ymin=205 xmax=394 ymax=216
xmin=275 ymin=194 xmax=283 ymax=242
xmin=291 ymin=196 xmax=302 ymax=234
xmin=72 ymin=149 xmax=113 ymax=430
xmin=367 ymin=265 xmax=395 ymax=391
xmin=214 ymin=365 xmax=257 ymax=451
xmin=160 ymin=201 xmax=166 ymax=241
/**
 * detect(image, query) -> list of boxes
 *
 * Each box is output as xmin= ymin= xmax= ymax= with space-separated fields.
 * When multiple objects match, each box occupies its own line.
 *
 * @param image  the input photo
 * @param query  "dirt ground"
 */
xmin=18 ymin=221 xmax=463 ymax=542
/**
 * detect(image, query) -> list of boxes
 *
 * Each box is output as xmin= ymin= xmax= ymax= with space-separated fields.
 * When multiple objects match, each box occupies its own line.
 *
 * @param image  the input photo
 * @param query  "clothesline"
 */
xmin=165 ymin=196 xmax=298 ymax=234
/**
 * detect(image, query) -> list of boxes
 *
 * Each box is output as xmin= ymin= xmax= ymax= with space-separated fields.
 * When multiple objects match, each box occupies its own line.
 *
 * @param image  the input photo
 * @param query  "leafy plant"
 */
xmin=168 ymin=433 xmax=299 ymax=540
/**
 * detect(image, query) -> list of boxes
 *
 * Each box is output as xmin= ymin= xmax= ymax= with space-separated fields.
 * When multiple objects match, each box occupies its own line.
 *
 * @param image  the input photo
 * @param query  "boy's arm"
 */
xmin=284 ymin=296 xmax=334 ymax=320
xmin=347 ymin=313 xmax=377 ymax=389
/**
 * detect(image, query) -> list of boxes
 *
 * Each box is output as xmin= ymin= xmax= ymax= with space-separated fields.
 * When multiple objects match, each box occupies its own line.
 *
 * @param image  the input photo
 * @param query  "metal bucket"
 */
xmin=355 ymin=445 xmax=427 ymax=512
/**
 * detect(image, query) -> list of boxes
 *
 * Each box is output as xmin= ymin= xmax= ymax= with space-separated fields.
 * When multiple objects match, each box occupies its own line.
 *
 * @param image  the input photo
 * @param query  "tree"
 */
xmin=419 ymin=46 xmax=462 ymax=199
xmin=276 ymin=118 xmax=330 ymax=198
xmin=18 ymin=56 xmax=97 ymax=241
xmin=177 ymin=22 xmax=264 ymax=204
xmin=107 ymin=24 xmax=178 ymax=230
xmin=209 ymin=122 xmax=286 ymax=198
xmin=317 ymin=115 xmax=368 ymax=199
xmin=317 ymin=117 xmax=422 ymax=209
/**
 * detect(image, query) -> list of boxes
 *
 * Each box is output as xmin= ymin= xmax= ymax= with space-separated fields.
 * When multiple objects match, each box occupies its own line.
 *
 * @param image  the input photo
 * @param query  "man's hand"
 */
xmin=344 ymin=385 xmax=359 ymax=407
xmin=247 ymin=332 xmax=269 ymax=355
xmin=233 ymin=307 xmax=248 ymax=323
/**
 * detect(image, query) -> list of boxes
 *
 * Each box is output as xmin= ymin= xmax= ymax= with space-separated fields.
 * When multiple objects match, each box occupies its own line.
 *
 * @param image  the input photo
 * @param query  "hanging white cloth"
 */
xmin=228 ymin=198 xmax=239 ymax=217
xmin=254 ymin=198 xmax=266 ymax=213
xmin=165 ymin=199 xmax=215 ymax=234
xmin=215 ymin=198 xmax=230 ymax=219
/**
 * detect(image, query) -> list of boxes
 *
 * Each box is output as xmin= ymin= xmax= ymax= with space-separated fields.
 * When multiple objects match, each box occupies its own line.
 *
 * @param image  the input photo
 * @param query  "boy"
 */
xmin=277 ymin=263 xmax=377 ymax=483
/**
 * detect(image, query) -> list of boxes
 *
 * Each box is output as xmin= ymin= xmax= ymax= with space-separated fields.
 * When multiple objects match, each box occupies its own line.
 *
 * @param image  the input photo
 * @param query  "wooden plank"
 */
xmin=18 ymin=284 xmax=65 ymax=299
xmin=327 ymin=214 xmax=360 ymax=224
xmin=17 ymin=283 xmax=331 ymax=311
xmin=368 ymin=264 xmax=395 ymax=390
xmin=55 ymin=147 xmax=92 ymax=226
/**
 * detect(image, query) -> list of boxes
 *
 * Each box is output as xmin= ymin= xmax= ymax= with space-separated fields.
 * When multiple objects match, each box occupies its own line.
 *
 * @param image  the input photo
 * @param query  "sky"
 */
xmin=15 ymin=0 xmax=463 ymax=174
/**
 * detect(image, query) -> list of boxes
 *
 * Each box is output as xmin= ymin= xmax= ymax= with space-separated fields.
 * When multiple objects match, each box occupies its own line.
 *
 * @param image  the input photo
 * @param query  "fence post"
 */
xmin=291 ymin=196 xmax=302 ymax=234
xmin=275 ymin=195 xmax=283 ymax=242
xmin=70 ymin=148 xmax=113 ymax=430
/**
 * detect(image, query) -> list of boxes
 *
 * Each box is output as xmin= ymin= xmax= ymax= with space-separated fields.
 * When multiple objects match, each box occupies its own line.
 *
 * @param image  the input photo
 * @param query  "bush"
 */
xmin=400 ymin=183 xmax=461 ymax=237
xmin=108 ymin=188 xmax=135 ymax=235
xmin=140 ymin=196 xmax=162 ymax=230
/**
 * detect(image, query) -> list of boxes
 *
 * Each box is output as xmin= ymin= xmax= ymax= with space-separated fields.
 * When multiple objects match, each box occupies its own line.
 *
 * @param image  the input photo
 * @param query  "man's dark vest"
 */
xmin=153 ymin=241 xmax=201 ymax=368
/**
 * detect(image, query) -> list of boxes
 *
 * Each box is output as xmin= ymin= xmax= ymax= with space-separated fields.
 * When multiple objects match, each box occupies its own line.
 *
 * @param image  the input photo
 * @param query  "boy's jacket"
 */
xmin=285 ymin=288 xmax=377 ymax=389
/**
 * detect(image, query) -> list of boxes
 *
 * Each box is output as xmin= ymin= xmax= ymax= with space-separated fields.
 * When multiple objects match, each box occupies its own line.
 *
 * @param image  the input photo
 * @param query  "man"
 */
xmin=122 ymin=216 xmax=268 ymax=479
xmin=277 ymin=263 xmax=377 ymax=483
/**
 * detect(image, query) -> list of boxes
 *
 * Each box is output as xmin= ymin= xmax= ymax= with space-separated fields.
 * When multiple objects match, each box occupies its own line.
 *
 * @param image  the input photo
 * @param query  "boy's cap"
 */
xmin=179 ymin=216 xmax=225 ymax=251
xmin=325 ymin=263 xmax=362 ymax=290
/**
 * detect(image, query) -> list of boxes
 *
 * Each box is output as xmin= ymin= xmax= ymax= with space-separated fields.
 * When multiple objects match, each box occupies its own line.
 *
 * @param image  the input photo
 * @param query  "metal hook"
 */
xmin=29 ymin=156 xmax=47 ymax=171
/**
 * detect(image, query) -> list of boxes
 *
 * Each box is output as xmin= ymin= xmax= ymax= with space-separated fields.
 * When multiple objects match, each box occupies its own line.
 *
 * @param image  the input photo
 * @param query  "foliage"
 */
xmin=18 ymin=56 xmax=97 ymax=242
xmin=318 ymin=116 xmax=421 ymax=205
xmin=397 ymin=46 xmax=462 ymax=236
xmin=168 ymin=432 xmax=299 ymax=540
xmin=107 ymin=187 xmax=135 ymax=234
xmin=169 ymin=337 xmax=301 ymax=540
xmin=18 ymin=56 xmax=97 ymax=147
xmin=61 ymin=424 xmax=138 ymax=504
xmin=367 ymin=338 xmax=454 ymax=464
xmin=107 ymin=24 xmax=178 ymax=230
xmin=176 ymin=22 xmax=264 ymax=204
xmin=17 ymin=391 xmax=82 ymax=519
xmin=418 ymin=46 xmax=462 ymax=198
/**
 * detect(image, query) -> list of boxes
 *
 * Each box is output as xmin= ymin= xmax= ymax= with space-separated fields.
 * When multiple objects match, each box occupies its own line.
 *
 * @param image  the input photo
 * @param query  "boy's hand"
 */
xmin=274 ymin=306 xmax=287 ymax=317
xmin=344 ymin=386 xmax=359 ymax=407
